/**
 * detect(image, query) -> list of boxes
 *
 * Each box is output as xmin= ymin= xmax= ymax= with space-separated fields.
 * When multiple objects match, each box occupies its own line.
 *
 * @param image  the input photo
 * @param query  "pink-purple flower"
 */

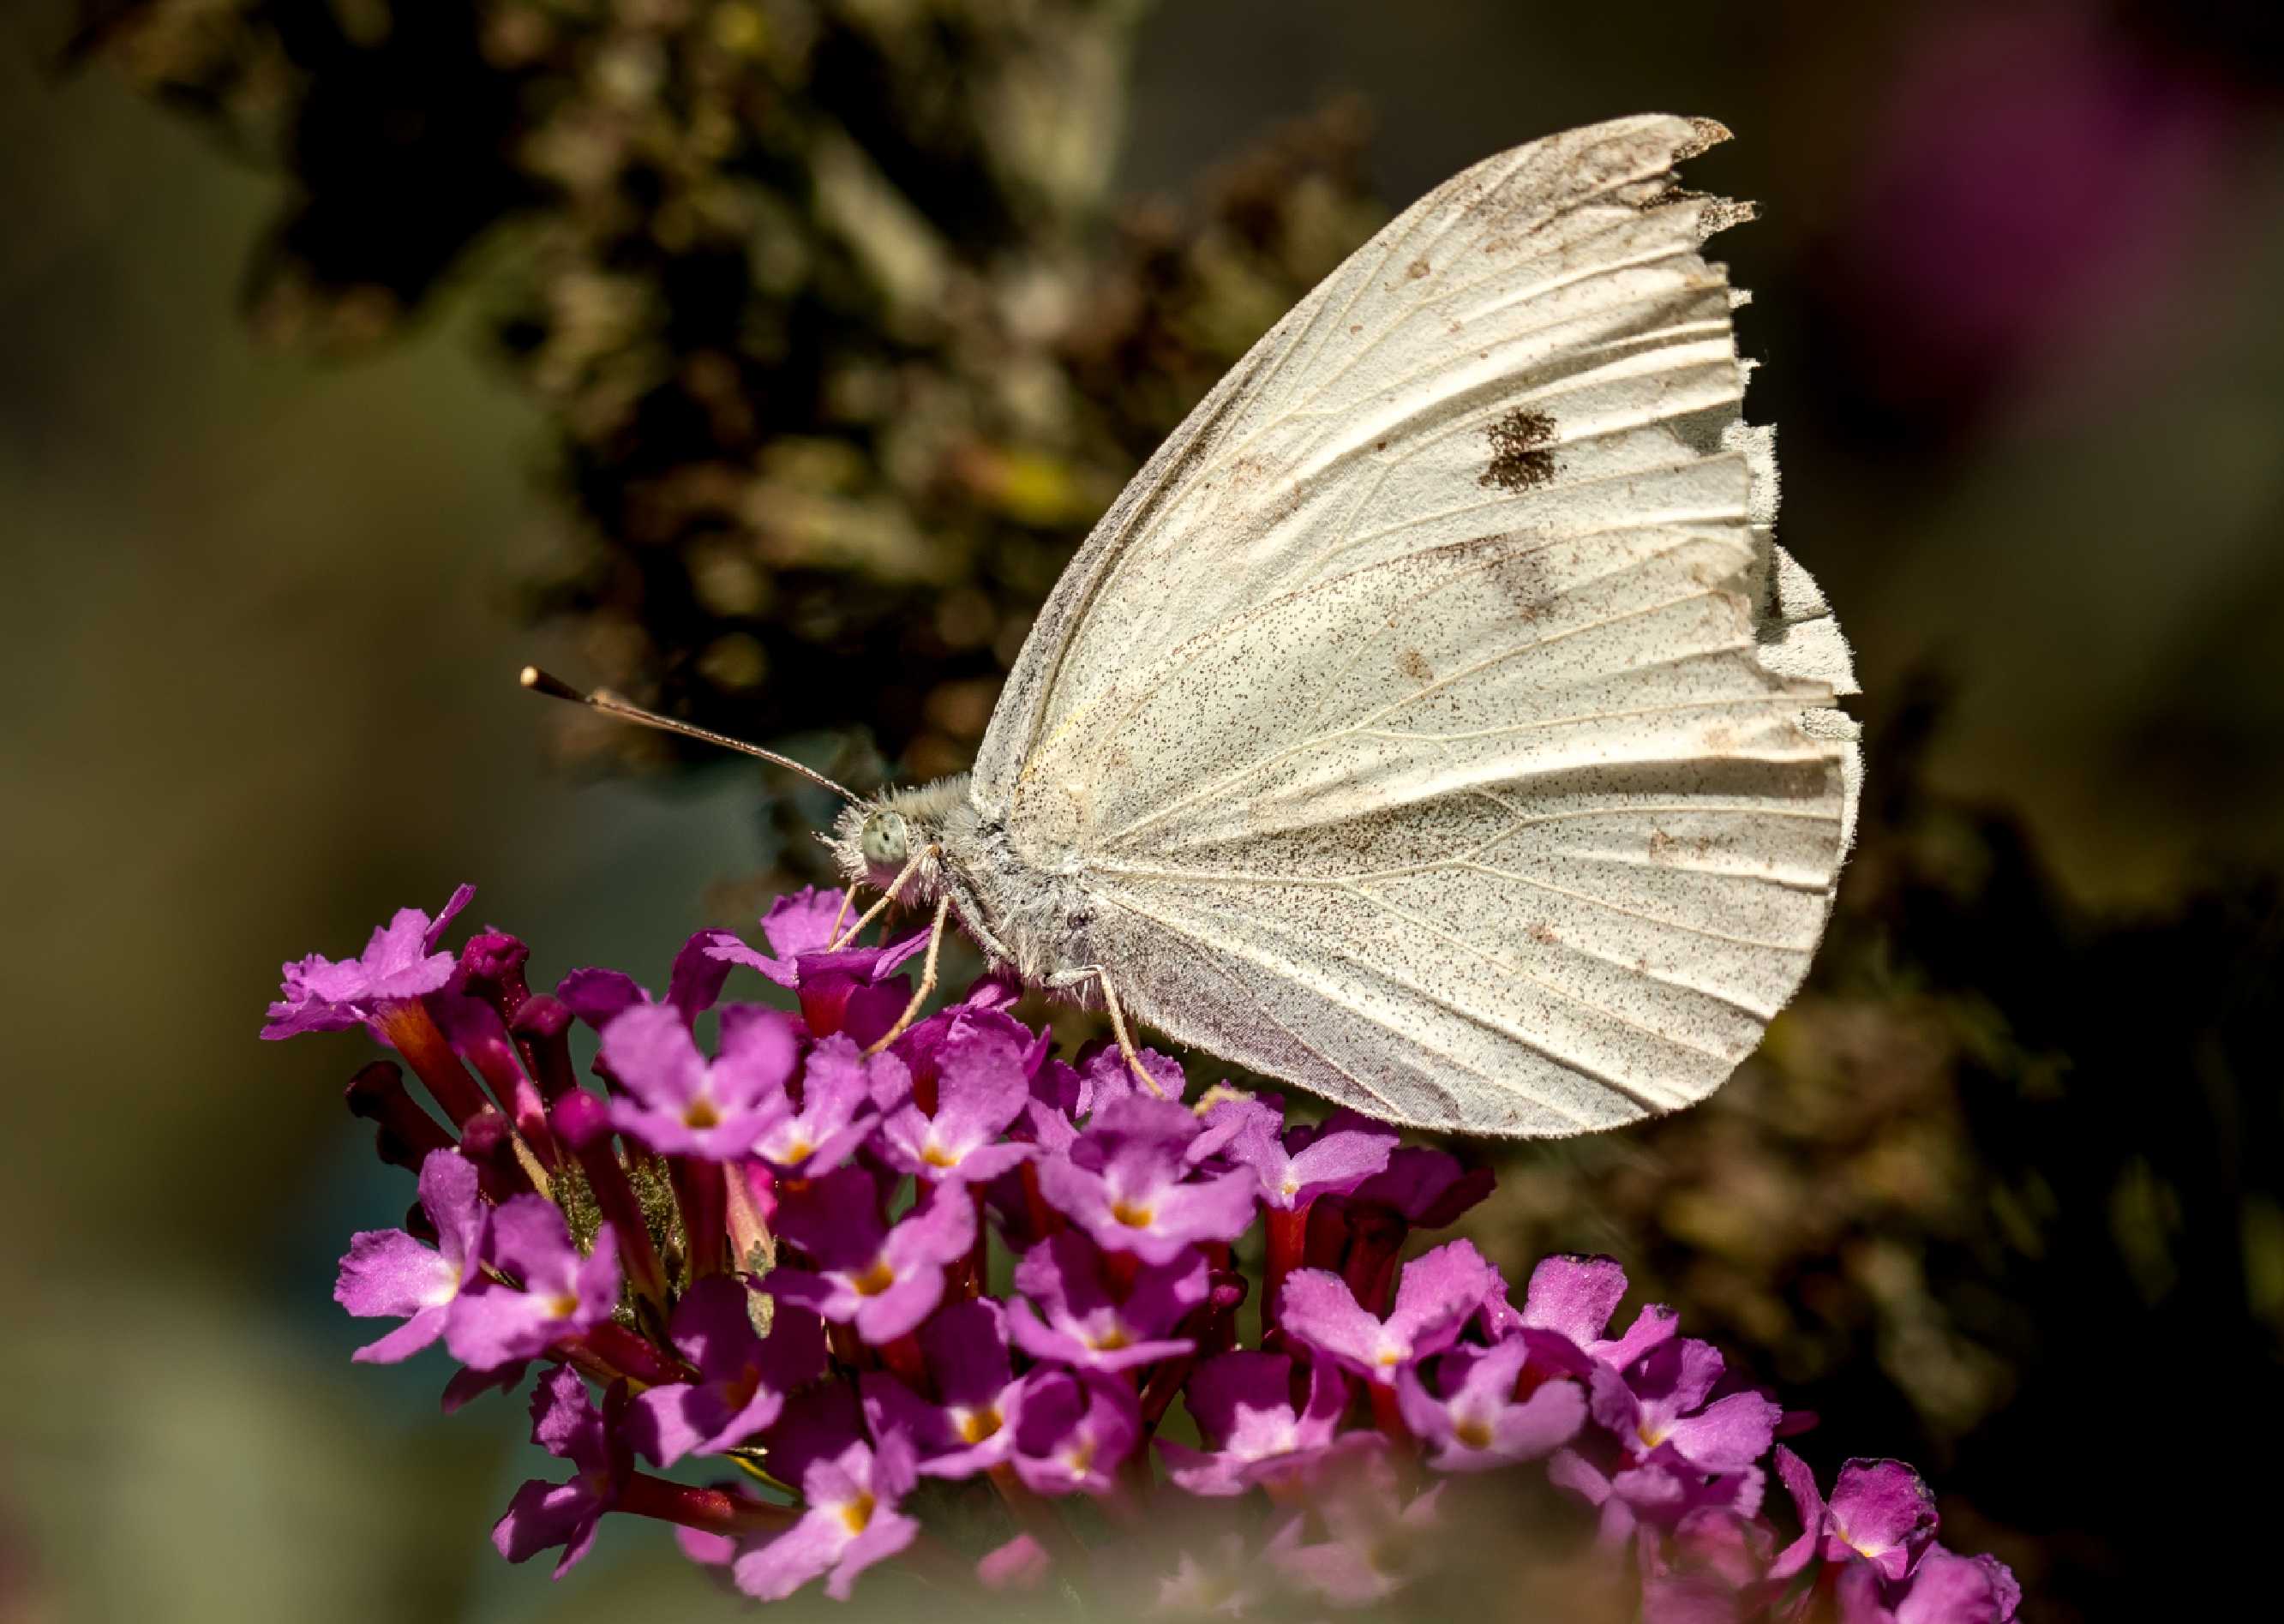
xmin=1225 ymin=1109 xmax=1397 ymax=1210
xmin=1772 ymin=1447 xmax=1942 ymax=1584
xmin=1037 ymin=1096 xmax=1256 ymax=1265
xmin=1589 ymin=1337 xmax=1783 ymax=1477
xmin=861 ymin=1299 xmax=1026 ymax=1479
xmin=876 ymin=1023 xmax=1035 ymax=1183
xmin=1005 ymin=1230 xmax=1205 ymax=1373
xmin=764 ymin=1167 xmax=974 ymax=1345
xmin=262 ymin=884 xmax=472 ymax=1041
xmin=706 ymin=887 xmax=928 ymax=1045
xmin=748 ymin=1034 xmax=883 ymax=1175
xmin=1157 ymin=1351 xmax=1359 ymax=1495
xmin=1280 ymin=1237 xmax=1502 ymax=1382
xmin=280 ymin=886 xmax=2022 ymax=1618
xmin=599 ymin=1001 xmax=797 ymax=1159
xmin=1508 ymin=1251 xmax=1679 ymax=1372
xmin=628 ymin=1276 xmax=824 ymax=1466
xmin=731 ymin=1405 xmax=921 ymax=1602
xmin=1004 ymin=1369 xmax=1140 ymax=1496
xmin=492 ymin=1367 xmax=626 ymax=1577
xmin=1395 ymin=1336 xmax=1588 ymax=1471
xmin=333 ymin=1148 xmax=483 ymax=1363
xmin=445 ymin=1195 xmax=620 ymax=1370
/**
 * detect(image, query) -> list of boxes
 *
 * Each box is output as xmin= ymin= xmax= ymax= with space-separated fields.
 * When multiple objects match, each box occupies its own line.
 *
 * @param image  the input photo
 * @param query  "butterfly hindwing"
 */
xmin=971 ymin=115 xmax=1855 ymax=1134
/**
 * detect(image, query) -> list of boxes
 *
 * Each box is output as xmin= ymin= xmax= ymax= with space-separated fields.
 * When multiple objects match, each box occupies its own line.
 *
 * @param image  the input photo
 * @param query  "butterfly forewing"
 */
xmin=970 ymin=115 xmax=1856 ymax=1135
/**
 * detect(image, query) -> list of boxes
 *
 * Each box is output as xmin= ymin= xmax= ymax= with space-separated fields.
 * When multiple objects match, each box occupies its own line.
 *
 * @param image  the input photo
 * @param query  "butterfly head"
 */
xmin=858 ymin=808 xmax=912 ymax=869
xmin=826 ymin=776 xmax=974 ymax=894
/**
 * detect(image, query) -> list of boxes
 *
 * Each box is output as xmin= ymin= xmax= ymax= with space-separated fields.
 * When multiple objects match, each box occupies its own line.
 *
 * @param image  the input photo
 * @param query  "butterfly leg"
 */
xmin=1046 ymin=966 xmax=1165 ymax=1098
xmin=827 ymin=883 xmax=859 ymax=943
xmin=865 ymin=894 xmax=951 ymax=1056
xmin=830 ymin=846 xmax=935 ymax=950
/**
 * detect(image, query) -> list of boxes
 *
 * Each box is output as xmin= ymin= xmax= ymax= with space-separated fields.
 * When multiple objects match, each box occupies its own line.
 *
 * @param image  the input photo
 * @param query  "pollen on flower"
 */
xmin=851 ymin=1258 xmax=898 ymax=1297
xmin=839 ymin=1492 xmax=875 ymax=1536
xmin=1112 ymin=1200 xmax=1155 ymax=1229
xmin=1454 ymin=1417 xmax=1494 ymax=1449
xmin=549 ymin=1293 xmax=582 ymax=1319
xmin=958 ymin=1407 xmax=1003 ymax=1444
xmin=722 ymin=1363 xmax=762 ymax=1411
xmin=921 ymin=1142 xmax=957 ymax=1169
xmin=681 ymin=1098 xmax=721 ymax=1129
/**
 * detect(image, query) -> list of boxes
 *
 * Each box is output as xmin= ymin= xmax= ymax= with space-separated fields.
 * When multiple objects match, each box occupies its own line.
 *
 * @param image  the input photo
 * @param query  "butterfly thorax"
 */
xmin=827 ymin=776 xmax=1098 ymax=992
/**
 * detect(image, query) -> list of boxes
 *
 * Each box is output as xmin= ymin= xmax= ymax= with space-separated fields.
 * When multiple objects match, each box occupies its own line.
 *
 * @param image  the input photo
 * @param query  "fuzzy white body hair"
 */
xmin=828 ymin=776 xmax=1109 ymax=1003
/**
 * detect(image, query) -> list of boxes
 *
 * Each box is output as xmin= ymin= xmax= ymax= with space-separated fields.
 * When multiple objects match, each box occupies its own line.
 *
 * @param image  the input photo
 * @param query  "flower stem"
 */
xmin=1018 ymin=1161 xmax=1055 ymax=1242
xmin=577 ymin=1321 xmax=688 ymax=1389
xmin=880 ymin=1333 xmax=930 ymax=1390
xmin=619 ymin=1471 xmax=794 ymax=1535
xmin=1263 ymin=1205 xmax=1308 ymax=1333
xmin=723 ymin=1158 xmax=775 ymax=1274
xmin=674 ymin=1158 xmax=728 ymax=1280
xmin=962 ymin=1184 xmax=989 ymax=1298
xmin=377 ymin=999 xmax=492 ymax=1129
xmin=511 ymin=995 xmax=580 ymax=1102
xmin=1369 ymin=1380 xmax=1409 ymax=1444
xmin=1340 ymin=1208 xmax=1407 ymax=1316
xmin=343 ymin=1060 xmax=453 ymax=1170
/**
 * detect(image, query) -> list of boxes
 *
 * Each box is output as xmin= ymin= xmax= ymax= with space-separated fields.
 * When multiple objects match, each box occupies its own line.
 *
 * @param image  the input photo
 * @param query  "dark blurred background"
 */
xmin=3 ymin=2 xmax=2280 ymax=1620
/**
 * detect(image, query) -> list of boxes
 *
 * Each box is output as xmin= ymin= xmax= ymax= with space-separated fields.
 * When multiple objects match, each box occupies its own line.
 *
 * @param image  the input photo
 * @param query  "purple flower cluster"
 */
xmin=268 ymin=885 xmax=2020 ymax=1618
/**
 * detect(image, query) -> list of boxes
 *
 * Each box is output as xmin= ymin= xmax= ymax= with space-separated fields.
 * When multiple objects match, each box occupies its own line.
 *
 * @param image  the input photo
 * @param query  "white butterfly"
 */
xmin=531 ymin=114 xmax=1860 ymax=1138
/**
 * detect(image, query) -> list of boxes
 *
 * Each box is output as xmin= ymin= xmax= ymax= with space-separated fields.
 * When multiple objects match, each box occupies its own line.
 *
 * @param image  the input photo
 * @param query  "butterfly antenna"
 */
xmin=519 ymin=666 xmax=865 ymax=806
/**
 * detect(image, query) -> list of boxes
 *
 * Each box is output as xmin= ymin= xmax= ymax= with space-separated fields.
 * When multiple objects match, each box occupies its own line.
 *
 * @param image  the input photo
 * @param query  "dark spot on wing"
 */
xmin=1479 ymin=407 xmax=1558 ymax=493
xmin=1397 ymin=649 xmax=1434 ymax=682
xmin=1406 ymin=257 xmax=1432 ymax=279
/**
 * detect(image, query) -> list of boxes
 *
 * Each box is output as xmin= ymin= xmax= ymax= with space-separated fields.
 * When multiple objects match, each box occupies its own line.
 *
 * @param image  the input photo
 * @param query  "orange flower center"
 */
xmin=722 ymin=1363 xmax=762 ymax=1411
xmin=958 ymin=1407 xmax=1003 ymax=1444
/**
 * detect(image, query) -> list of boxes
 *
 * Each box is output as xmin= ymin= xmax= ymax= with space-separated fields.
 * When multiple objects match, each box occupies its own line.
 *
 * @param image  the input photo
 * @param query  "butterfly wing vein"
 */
xmin=970 ymin=114 xmax=1856 ymax=1136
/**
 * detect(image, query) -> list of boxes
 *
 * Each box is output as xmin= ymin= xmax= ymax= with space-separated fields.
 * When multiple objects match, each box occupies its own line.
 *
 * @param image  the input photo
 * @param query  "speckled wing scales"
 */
xmin=974 ymin=115 xmax=1855 ymax=1136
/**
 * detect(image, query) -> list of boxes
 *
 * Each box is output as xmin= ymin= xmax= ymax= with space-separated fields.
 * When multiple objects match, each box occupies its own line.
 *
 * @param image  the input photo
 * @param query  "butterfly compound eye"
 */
xmin=860 ymin=811 xmax=909 ymax=867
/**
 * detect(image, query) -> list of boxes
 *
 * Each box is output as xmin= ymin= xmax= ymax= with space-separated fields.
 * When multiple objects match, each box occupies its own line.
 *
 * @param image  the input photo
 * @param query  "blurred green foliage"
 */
xmin=72 ymin=0 xmax=1382 ymax=786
